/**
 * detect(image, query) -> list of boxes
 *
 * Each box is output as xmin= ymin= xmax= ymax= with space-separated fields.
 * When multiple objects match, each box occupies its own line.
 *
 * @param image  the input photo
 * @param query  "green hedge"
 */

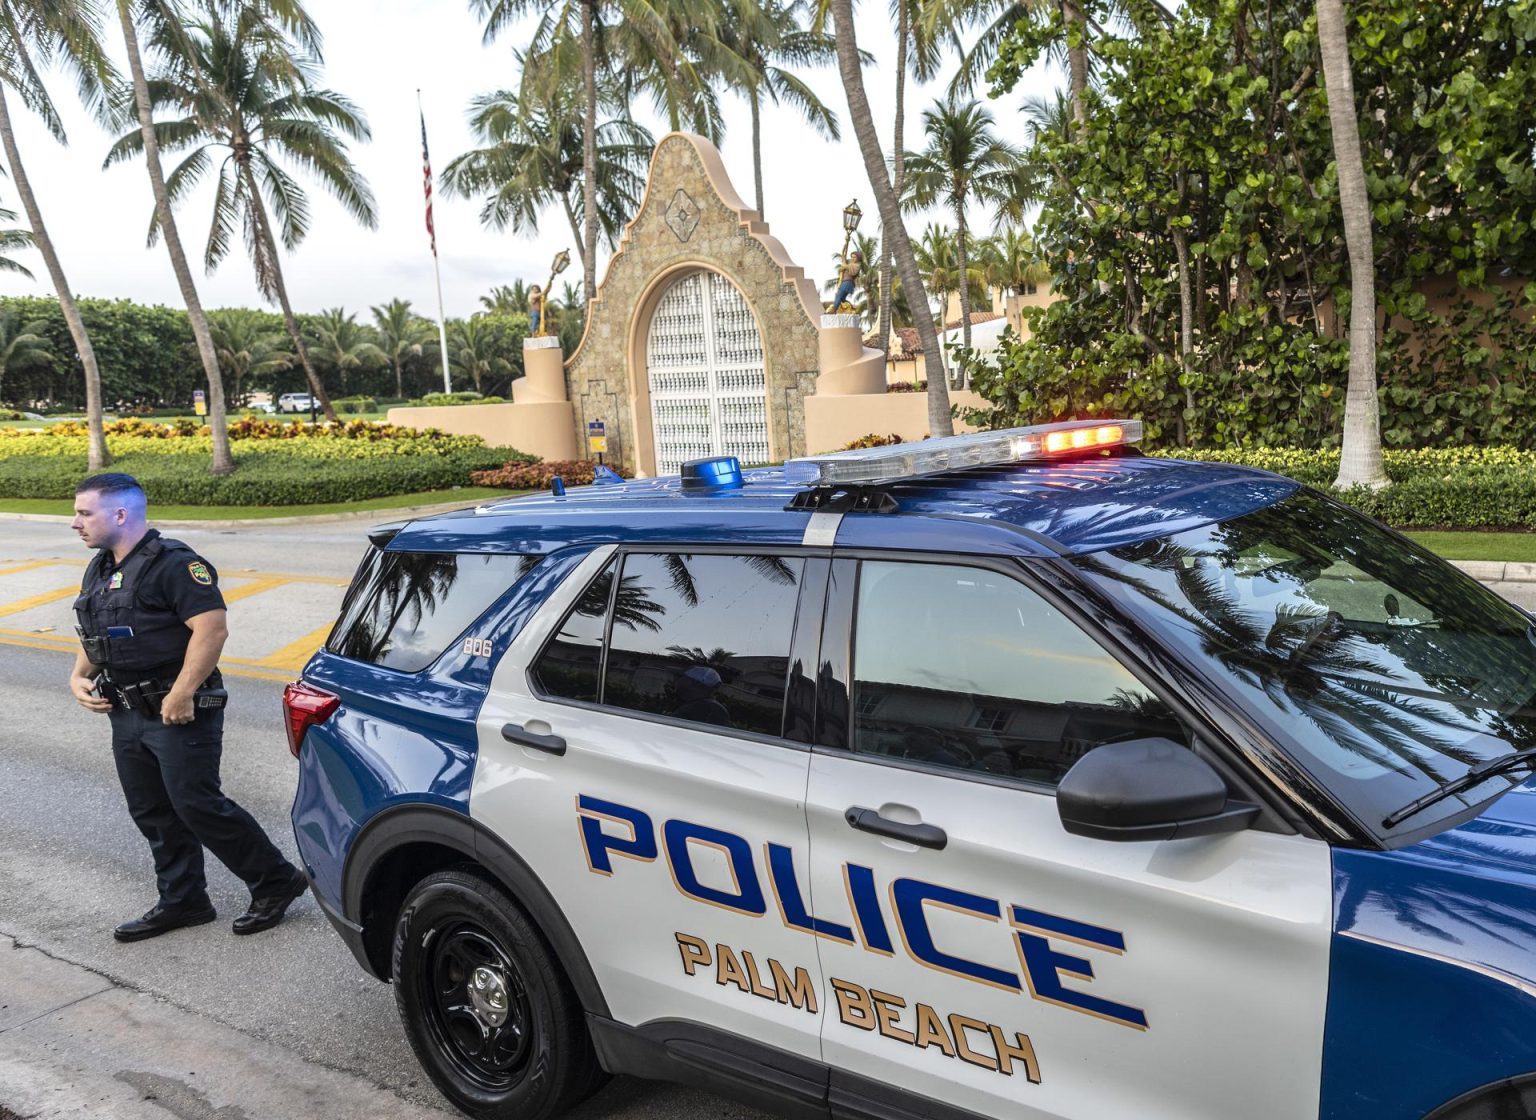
xmin=0 ymin=432 xmax=532 ymax=505
xmin=1152 ymin=446 xmax=1536 ymax=530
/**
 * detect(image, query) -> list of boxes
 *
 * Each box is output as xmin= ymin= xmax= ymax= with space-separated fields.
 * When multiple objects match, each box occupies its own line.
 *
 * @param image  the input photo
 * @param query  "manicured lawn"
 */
xmin=1405 ymin=531 xmax=1536 ymax=564
xmin=0 ymin=486 xmax=524 ymax=520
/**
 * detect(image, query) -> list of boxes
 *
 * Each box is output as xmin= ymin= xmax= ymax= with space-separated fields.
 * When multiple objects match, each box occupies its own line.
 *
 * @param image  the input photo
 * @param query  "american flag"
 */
xmin=420 ymin=108 xmax=436 ymax=257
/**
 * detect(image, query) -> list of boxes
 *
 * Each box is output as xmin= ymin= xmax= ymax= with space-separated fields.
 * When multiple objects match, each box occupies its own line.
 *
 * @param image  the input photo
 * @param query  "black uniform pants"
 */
xmin=109 ymin=705 xmax=295 ymax=909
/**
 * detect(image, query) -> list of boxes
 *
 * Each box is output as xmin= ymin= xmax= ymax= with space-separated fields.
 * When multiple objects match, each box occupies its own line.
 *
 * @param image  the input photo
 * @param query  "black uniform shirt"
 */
xmin=78 ymin=529 xmax=226 ymax=677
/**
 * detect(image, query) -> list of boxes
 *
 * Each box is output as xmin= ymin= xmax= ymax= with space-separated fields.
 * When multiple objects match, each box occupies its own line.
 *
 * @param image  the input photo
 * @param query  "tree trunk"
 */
xmin=1061 ymin=0 xmax=1090 ymax=130
xmin=1172 ymin=172 xmax=1195 ymax=444
xmin=394 ymin=356 xmax=403 ymax=399
xmin=955 ymin=196 xmax=971 ymax=389
xmin=116 ymin=0 xmax=233 ymax=474
xmin=877 ymin=0 xmax=909 ymax=355
xmin=241 ymin=163 xmax=339 ymax=422
xmin=750 ymin=90 xmax=764 ymax=217
xmin=831 ymin=0 xmax=951 ymax=435
xmin=560 ymin=190 xmax=588 ymax=275
xmin=0 ymin=87 xmax=110 ymax=470
xmin=1316 ymin=0 xmax=1385 ymax=489
xmin=581 ymin=0 xmax=598 ymax=303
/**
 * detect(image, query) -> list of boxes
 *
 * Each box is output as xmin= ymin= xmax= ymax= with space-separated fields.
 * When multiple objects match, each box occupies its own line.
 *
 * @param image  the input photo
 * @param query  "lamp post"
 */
xmin=540 ymin=248 xmax=571 ymax=337
xmin=837 ymin=199 xmax=862 ymax=313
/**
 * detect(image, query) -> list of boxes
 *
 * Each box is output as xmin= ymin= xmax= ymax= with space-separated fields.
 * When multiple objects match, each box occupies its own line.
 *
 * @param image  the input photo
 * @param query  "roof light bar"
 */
xmin=784 ymin=419 xmax=1142 ymax=488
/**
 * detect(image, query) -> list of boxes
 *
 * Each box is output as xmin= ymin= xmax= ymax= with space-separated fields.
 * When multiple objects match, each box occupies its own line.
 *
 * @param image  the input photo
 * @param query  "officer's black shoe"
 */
xmin=113 ymin=902 xmax=217 ymax=943
xmin=232 ymin=870 xmax=307 ymax=936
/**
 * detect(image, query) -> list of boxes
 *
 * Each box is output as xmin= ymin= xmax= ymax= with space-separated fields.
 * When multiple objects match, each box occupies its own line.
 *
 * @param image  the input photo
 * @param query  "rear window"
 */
xmin=329 ymin=550 xmax=540 ymax=672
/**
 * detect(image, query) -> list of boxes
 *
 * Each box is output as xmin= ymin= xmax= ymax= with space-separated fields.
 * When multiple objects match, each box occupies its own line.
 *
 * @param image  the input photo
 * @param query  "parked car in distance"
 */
xmin=277 ymin=393 xmax=317 ymax=413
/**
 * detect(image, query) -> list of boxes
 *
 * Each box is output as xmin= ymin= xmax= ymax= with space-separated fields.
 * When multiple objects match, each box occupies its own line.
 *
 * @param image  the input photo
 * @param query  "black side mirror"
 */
xmin=1057 ymin=738 xmax=1260 ymax=842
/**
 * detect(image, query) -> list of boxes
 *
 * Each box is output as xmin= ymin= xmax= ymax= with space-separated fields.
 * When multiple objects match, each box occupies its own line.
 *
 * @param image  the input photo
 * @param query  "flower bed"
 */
xmin=0 ymin=422 xmax=534 ymax=505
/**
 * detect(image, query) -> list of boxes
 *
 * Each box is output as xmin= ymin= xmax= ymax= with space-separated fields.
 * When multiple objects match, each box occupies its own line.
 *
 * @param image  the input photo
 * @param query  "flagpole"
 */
xmin=419 ymin=89 xmax=452 ymax=394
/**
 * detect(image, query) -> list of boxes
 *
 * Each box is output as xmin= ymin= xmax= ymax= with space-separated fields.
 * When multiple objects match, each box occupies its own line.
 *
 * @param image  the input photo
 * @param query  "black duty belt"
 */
xmin=98 ymin=672 xmax=228 ymax=717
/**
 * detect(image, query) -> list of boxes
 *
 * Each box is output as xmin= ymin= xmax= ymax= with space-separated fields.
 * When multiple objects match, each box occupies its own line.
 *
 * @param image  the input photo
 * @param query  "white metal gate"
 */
xmin=645 ymin=271 xmax=769 ymax=475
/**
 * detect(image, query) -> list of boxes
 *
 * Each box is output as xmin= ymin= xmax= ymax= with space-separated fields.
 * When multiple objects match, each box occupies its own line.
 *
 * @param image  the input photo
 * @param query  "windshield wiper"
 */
xmin=1382 ymin=746 xmax=1536 ymax=829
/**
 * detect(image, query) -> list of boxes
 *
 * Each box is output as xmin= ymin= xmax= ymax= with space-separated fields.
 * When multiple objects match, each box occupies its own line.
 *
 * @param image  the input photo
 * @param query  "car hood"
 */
xmin=1334 ymin=778 xmax=1536 ymax=989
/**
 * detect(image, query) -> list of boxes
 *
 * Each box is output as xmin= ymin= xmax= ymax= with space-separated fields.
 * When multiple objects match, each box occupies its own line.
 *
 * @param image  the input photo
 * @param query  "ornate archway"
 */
xmin=645 ymin=270 xmax=770 ymax=473
xmin=562 ymin=133 xmax=823 ymax=476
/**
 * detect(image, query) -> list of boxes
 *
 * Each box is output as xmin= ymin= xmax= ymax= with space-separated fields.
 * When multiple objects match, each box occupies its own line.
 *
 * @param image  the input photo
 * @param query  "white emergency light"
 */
xmin=783 ymin=419 xmax=1142 ymax=487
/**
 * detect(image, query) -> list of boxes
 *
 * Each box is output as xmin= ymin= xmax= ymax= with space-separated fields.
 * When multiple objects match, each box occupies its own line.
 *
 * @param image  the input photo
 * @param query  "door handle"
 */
xmin=501 ymin=721 xmax=566 ymax=756
xmin=845 ymin=806 xmax=947 ymax=850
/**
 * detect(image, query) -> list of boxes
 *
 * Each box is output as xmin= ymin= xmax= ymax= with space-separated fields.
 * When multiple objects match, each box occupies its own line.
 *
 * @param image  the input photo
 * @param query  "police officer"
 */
xmin=67 ymin=473 xmax=306 ymax=942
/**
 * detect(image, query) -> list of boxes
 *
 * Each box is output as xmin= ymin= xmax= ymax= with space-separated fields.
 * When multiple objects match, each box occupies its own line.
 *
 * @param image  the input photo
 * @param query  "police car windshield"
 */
xmin=1072 ymin=489 xmax=1536 ymax=834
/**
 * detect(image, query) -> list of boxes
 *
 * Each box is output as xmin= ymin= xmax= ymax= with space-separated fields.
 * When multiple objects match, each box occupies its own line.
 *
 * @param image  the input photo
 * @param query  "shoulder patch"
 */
xmin=187 ymin=560 xmax=213 ymax=586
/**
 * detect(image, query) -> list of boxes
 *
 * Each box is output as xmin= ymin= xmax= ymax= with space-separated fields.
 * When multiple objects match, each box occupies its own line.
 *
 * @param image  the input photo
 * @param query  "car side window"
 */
xmin=531 ymin=558 xmax=617 ymax=704
xmin=600 ymin=553 xmax=804 ymax=737
xmin=851 ymin=561 xmax=1185 ymax=784
xmin=328 ymin=551 xmax=541 ymax=673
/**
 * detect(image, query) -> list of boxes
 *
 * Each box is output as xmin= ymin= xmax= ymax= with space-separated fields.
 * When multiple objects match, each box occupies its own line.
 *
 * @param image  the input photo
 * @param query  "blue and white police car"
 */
xmin=286 ymin=420 xmax=1536 ymax=1120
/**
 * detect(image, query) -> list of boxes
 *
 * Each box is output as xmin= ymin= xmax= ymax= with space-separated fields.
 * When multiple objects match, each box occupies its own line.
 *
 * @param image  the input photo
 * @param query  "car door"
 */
xmin=475 ymin=545 xmax=830 ymax=1060
xmin=801 ymin=556 xmax=1335 ymax=1120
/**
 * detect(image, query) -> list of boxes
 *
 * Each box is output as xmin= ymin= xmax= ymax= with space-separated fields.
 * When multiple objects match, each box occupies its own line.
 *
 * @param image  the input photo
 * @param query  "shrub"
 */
xmin=472 ymin=459 xmax=629 ymax=489
xmin=411 ymin=391 xmax=507 ymax=407
xmin=839 ymin=433 xmax=906 ymax=450
xmin=0 ymin=429 xmax=537 ymax=504
xmin=885 ymin=381 xmax=927 ymax=394
xmin=1150 ymin=446 xmax=1536 ymax=530
xmin=332 ymin=396 xmax=378 ymax=414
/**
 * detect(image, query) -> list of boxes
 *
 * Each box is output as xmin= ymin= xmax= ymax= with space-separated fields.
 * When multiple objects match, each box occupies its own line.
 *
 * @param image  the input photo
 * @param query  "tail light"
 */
xmin=284 ymin=680 xmax=340 ymax=758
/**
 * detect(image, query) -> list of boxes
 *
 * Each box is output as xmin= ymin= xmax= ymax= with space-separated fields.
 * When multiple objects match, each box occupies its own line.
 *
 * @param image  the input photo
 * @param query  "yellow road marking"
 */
xmin=0 ymin=633 xmax=297 ymax=683
xmin=0 ymin=559 xmax=71 ymax=578
xmin=221 ymin=577 xmax=288 ymax=604
xmin=0 ymin=585 xmax=80 ymax=619
xmin=255 ymin=622 xmax=336 ymax=672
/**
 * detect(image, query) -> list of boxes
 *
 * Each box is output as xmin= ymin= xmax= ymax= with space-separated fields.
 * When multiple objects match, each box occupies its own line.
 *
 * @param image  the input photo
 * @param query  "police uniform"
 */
xmin=75 ymin=529 xmax=296 ymax=912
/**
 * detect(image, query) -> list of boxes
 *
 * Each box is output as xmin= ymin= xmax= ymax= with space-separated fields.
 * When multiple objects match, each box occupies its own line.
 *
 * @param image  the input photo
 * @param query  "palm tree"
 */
xmin=479 ymin=282 xmax=529 ymax=315
xmin=0 ymin=202 xmax=34 ymax=278
xmin=995 ymin=226 xmax=1049 ymax=297
xmin=470 ymin=0 xmax=705 ymax=302
xmin=710 ymin=0 xmax=841 ymax=218
xmin=1316 ymin=0 xmax=1385 ymax=490
xmin=113 ymin=0 xmax=235 ymax=473
xmin=448 ymin=316 xmax=511 ymax=395
xmin=207 ymin=306 xmax=289 ymax=405
xmin=830 ymin=0 xmax=950 ymax=435
xmin=371 ymin=299 xmax=434 ymax=400
xmin=912 ymin=223 xmax=984 ymax=379
xmin=879 ymin=0 xmax=944 ymax=357
xmin=441 ymin=78 xmax=651 ymax=276
xmin=0 ymin=306 xmax=51 ymax=405
xmin=902 ymin=97 xmax=1020 ymax=374
xmin=305 ymin=307 xmax=384 ymax=395
xmin=106 ymin=4 xmax=376 ymax=427
xmin=0 ymin=0 xmax=113 ymax=469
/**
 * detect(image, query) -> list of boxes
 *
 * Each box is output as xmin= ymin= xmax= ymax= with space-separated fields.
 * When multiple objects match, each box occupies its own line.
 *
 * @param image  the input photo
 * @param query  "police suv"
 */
xmin=286 ymin=420 xmax=1536 ymax=1120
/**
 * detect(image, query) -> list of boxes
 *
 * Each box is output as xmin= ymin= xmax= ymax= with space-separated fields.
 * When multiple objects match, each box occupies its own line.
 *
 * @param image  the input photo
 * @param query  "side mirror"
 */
xmin=1057 ymin=738 xmax=1260 ymax=842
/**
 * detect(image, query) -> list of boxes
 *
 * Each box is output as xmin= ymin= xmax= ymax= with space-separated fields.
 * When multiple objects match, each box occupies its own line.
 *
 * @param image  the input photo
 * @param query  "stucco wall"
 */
xmin=385 ymin=401 xmax=576 ymax=461
xmin=803 ymin=390 xmax=994 ymax=455
xmin=564 ymin=133 xmax=824 ymax=477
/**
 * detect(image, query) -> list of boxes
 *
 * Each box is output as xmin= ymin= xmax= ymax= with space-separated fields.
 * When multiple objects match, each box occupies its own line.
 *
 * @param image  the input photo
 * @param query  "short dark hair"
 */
xmin=76 ymin=473 xmax=146 ymax=504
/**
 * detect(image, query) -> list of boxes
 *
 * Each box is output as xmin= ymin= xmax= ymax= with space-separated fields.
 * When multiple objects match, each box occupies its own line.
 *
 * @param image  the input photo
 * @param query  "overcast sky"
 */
xmin=0 ymin=0 xmax=1054 ymax=320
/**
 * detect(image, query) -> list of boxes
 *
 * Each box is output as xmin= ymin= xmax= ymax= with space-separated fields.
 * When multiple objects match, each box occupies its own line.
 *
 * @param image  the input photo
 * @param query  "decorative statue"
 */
xmin=831 ymin=250 xmax=863 ymax=313
xmin=528 ymin=285 xmax=544 ymax=335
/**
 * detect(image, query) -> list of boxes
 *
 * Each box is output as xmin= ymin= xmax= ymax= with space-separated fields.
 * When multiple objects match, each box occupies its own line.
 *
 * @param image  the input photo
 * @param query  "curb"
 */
xmin=1451 ymin=560 xmax=1536 ymax=584
xmin=0 ymin=496 xmax=495 ymax=530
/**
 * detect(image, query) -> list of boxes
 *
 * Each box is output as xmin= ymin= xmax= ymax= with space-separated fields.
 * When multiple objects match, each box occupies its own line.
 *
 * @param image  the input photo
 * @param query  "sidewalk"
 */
xmin=0 ymin=936 xmax=449 ymax=1120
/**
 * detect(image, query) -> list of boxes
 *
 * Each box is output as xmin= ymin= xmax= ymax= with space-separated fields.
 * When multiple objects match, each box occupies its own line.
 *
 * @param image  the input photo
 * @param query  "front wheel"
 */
xmin=392 ymin=868 xmax=602 ymax=1119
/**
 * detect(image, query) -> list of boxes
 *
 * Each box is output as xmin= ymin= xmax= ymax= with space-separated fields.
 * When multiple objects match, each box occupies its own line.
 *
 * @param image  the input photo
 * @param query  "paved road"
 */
xmin=0 ymin=517 xmax=770 ymax=1120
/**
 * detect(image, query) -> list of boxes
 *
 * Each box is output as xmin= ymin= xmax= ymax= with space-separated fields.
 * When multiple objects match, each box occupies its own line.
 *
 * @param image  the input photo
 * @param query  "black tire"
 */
xmin=392 ymin=868 xmax=603 ymax=1119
